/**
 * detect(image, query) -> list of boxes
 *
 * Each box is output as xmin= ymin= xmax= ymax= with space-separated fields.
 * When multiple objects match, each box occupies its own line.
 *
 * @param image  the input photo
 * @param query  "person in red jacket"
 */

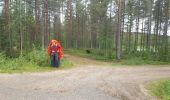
xmin=48 ymin=40 xmax=63 ymax=67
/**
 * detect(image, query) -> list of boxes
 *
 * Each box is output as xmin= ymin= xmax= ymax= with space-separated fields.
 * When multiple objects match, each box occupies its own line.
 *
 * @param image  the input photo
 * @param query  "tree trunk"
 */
xmin=44 ymin=0 xmax=49 ymax=47
xmin=163 ymin=0 xmax=169 ymax=55
xmin=116 ymin=0 xmax=123 ymax=60
xmin=4 ymin=0 xmax=12 ymax=56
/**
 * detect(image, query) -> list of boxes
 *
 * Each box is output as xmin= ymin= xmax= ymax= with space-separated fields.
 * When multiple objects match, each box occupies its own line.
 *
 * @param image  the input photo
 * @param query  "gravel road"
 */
xmin=0 ymin=55 xmax=170 ymax=100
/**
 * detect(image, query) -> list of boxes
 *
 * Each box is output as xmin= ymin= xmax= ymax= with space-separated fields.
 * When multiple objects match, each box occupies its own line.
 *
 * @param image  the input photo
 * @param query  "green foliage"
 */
xmin=120 ymin=57 xmax=168 ymax=65
xmin=0 ymin=52 xmax=7 ymax=66
xmin=146 ymin=79 xmax=170 ymax=100
xmin=0 ymin=49 xmax=73 ymax=73
xmin=121 ymin=51 xmax=170 ymax=65
xmin=0 ymin=54 xmax=40 ymax=73
xmin=65 ymin=49 xmax=170 ymax=65
xmin=59 ymin=58 xmax=74 ymax=69
xmin=0 ymin=56 xmax=38 ymax=72
xmin=26 ymin=49 xmax=49 ymax=67
xmin=64 ymin=48 xmax=114 ymax=61
xmin=0 ymin=0 xmax=169 ymax=63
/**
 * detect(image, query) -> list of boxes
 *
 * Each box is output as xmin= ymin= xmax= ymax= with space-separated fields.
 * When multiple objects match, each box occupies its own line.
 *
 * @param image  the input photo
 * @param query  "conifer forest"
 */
xmin=0 ymin=0 xmax=170 ymax=61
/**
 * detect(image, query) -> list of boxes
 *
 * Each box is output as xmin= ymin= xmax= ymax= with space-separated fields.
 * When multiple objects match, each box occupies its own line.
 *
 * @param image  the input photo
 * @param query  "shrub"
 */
xmin=2 ymin=56 xmax=38 ymax=70
xmin=26 ymin=49 xmax=49 ymax=67
xmin=0 ymin=52 xmax=6 ymax=66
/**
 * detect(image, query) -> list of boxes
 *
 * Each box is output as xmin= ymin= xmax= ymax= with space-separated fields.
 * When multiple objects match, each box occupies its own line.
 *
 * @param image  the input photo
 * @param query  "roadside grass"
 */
xmin=146 ymin=79 xmax=170 ymax=100
xmin=64 ymin=48 xmax=170 ymax=66
xmin=59 ymin=58 xmax=74 ymax=69
xmin=0 ymin=58 xmax=72 ymax=73
xmin=0 ymin=50 xmax=73 ymax=73
xmin=0 ymin=66 xmax=54 ymax=73
xmin=64 ymin=48 xmax=113 ymax=61
xmin=118 ymin=57 xmax=169 ymax=66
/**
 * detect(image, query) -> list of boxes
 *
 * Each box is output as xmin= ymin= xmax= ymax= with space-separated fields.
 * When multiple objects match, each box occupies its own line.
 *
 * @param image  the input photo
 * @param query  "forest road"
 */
xmin=0 ymin=54 xmax=170 ymax=100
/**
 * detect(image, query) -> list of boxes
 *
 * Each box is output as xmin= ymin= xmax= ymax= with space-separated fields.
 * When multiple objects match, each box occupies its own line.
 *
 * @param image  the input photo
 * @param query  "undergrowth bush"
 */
xmin=0 ymin=52 xmax=6 ymax=66
xmin=2 ymin=56 xmax=38 ymax=70
xmin=26 ymin=49 xmax=49 ymax=66
xmin=65 ymin=48 xmax=170 ymax=65
xmin=0 ymin=49 xmax=73 ymax=73
xmin=64 ymin=48 xmax=114 ymax=61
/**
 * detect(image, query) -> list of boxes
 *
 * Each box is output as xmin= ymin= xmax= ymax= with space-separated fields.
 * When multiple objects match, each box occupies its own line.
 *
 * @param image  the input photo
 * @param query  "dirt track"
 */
xmin=0 ymin=55 xmax=170 ymax=100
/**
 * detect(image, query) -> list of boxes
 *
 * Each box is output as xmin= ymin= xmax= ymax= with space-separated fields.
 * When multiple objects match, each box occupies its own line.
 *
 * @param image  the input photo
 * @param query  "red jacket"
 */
xmin=51 ymin=45 xmax=58 ymax=53
xmin=48 ymin=40 xmax=63 ymax=59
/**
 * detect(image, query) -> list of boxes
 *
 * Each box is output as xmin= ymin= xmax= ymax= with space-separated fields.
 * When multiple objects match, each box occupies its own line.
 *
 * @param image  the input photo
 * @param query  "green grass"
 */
xmin=0 ymin=58 xmax=73 ymax=73
xmin=64 ymin=48 xmax=114 ymax=61
xmin=0 ymin=50 xmax=73 ymax=73
xmin=0 ymin=66 xmax=54 ymax=73
xmin=64 ymin=48 xmax=170 ymax=65
xmin=59 ymin=58 xmax=74 ymax=69
xmin=146 ymin=79 xmax=170 ymax=100
xmin=119 ymin=57 xmax=169 ymax=65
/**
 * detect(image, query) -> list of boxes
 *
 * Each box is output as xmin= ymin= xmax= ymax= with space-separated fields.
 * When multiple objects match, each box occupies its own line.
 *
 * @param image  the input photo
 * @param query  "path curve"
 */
xmin=0 ymin=55 xmax=170 ymax=100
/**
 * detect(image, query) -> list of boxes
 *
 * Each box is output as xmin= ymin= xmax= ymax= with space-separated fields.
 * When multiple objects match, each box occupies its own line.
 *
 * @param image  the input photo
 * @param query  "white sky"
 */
xmin=123 ymin=18 xmax=170 ymax=36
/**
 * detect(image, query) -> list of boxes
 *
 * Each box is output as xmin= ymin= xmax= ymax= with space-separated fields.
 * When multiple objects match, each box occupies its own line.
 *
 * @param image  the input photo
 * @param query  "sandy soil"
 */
xmin=0 ymin=54 xmax=170 ymax=100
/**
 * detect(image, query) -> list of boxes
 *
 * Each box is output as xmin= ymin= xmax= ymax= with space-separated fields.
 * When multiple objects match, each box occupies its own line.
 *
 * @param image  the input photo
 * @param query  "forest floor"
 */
xmin=0 ymin=54 xmax=170 ymax=100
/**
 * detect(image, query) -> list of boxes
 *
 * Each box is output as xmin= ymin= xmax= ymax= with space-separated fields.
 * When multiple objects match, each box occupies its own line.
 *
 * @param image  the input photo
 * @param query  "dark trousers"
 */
xmin=50 ymin=52 xmax=60 ymax=67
